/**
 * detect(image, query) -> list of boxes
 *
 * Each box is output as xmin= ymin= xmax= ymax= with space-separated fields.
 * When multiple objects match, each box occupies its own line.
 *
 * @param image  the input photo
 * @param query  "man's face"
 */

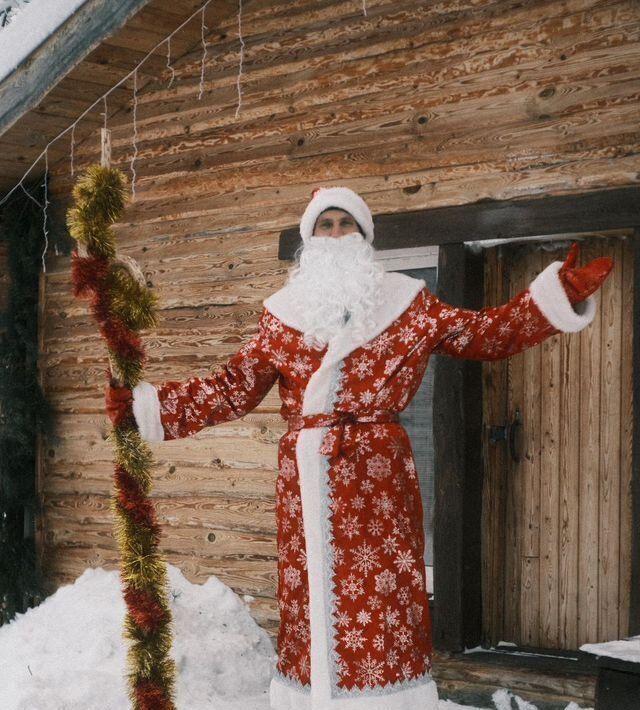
xmin=313 ymin=209 xmax=360 ymax=238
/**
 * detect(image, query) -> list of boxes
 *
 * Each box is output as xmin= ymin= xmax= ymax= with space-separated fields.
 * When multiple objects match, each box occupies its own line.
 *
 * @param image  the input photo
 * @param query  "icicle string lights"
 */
xmin=198 ymin=7 xmax=208 ymax=100
xmin=166 ymin=37 xmax=176 ymax=88
xmin=234 ymin=0 xmax=245 ymax=119
xmin=70 ymin=123 xmax=76 ymax=177
xmin=41 ymin=148 xmax=49 ymax=272
xmin=130 ymin=68 xmax=139 ymax=200
xmin=0 ymin=0 xmax=214 ymax=211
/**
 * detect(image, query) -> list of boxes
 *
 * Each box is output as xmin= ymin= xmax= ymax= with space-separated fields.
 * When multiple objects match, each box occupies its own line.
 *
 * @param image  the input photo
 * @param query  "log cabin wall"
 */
xmin=40 ymin=0 xmax=640 ymax=640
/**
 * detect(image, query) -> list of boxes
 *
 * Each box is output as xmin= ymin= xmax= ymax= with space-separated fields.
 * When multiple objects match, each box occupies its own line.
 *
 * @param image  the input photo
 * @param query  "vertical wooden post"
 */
xmin=630 ymin=227 xmax=640 ymax=635
xmin=433 ymin=243 xmax=484 ymax=652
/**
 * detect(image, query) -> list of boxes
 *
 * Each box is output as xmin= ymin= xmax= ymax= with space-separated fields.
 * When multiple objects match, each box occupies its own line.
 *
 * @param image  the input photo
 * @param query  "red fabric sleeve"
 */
xmin=156 ymin=310 xmax=279 ymax=440
xmin=426 ymin=287 xmax=559 ymax=361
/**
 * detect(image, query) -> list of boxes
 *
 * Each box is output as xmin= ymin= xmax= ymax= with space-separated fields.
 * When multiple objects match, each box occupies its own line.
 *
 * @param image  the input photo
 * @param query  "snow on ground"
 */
xmin=581 ymin=635 xmax=640 ymax=664
xmin=0 ymin=564 xmax=593 ymax=709
xmin=0 ymin=0 xmax=88 ymax=83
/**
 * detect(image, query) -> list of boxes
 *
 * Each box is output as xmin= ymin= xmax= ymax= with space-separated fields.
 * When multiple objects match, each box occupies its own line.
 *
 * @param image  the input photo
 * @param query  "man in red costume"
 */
xmin=107 ymin=187 xmax=612 ymax=710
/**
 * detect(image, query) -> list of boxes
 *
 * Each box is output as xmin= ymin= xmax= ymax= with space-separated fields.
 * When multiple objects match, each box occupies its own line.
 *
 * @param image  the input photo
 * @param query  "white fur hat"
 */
xmin=299 ymin=186 xmax=374 ymax=243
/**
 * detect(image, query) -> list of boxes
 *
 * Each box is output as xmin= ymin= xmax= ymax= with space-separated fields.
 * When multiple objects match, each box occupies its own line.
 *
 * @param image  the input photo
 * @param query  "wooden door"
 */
xmin=482 ymin=235 xmax=633 ymax=650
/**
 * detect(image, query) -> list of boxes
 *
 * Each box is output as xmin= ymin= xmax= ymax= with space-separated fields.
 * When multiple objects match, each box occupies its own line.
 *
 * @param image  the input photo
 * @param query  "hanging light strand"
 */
xmin=41 ymin=147 xmax=49 ymax=272
xmin=130 ymin=68 xmax=138 ymax=200
xmin=234 ymin=0 xmax=245 ymax=119
xmin=198 ymin=6 xmax=208 ymax=100
xmin=0 ymin=0 xmax=214 ymax=210
xmin=166 ymin=36 xmax=176 ymax=88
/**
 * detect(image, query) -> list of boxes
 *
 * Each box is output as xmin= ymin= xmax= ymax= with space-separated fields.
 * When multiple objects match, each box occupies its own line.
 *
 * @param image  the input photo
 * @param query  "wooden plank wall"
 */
xmin=40 ymin=0 xmax=640 ymax=639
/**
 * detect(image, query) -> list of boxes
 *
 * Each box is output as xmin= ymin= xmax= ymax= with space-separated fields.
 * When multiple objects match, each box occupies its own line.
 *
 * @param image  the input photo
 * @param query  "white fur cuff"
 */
xmin=132 ymin=381 xmax=165 ymax=443
xmin=529 ymin=261 xmax=597 ymax=333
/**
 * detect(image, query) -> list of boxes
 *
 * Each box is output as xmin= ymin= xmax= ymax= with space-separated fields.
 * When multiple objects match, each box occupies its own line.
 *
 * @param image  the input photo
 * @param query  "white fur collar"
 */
xmin=263 ymin=271 xmax=425 ymax=367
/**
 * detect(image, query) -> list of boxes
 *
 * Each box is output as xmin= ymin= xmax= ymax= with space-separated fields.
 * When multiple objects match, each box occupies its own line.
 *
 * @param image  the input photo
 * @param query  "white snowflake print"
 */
xmin=280 ymin=456 xmax=296 ymax=481
xmin=374 ymin=569 xmax=397 ymax=596
xmin=397 ymin=587 xmax=411 ymax=605
xmin=335 ymin=610 xmax=352 ymax=628
xmin=352 ymin=541 xmax=381 ymax=575
xmin=297 ymin=549 xmax=307 ymax=570
xmin=351 ymin=354 xmax=375 ymax=380
xmin=356 ymin=609 xmax=372 ymax=626
xmin=368 ymin=595 xmax=382 ymax=610
xmin=367 ymin=518 xmax=384 ymax=536
xmin=374 ymin=492 xmax=395 ymax=519
xmin=271 ymin=347 xmax=288 ymax=367
xmin=291 ymin=354 xmax=313 ymax=377
xmin=360 ymin=479 xmax=374 ymax=495
xmin=334 ymin=459 xmax=356 ymax=486
xmin=283 ymin=491 xmax=301 ymax=517
xmin=385 ymin=648 xmax=399 ymax=668
xmin=380 ymin=605 xmax=400 ymax=629
xmin=373 ymin=634 xmax=385 ymax=651
xmin=365 ymin=331 xmax=395 ymax=356
xmin=411 ymin=567 xmax=425 ymax=589
xmin=299 ymin=655 xmax=310 ymax=679
xmin=498 ymin=322 xmax=513 ymax=337
xmin=406 ymin=602 xmax=423 ymax=627
xmin=359 ymin=389 xmax=376 ymax=406
xmin=342 ymin=627 xmax=366 ymax=651
xmin=352 ymin=495 xmax=366 ymax=510
xmin=398 ymin=325 xmax=417 ymax=345
xmin=394 ymin=549 xmax=415 ymax=573
xmin=355 ymin=653 xmax=385 ymax=687
xmin=337 ymin=388 xmax=356 ymax=408
xmin=403 ymin=456 xmax=417 ymax=478
xmin=338 ymin=513 xmax=362 ymax=540
xmin=341 ymin=573 xmax=365 ymax=601
xmin=393 ymin=625 xmax=412 ymax=652
xmin=366 ymin=453 xmax=392 ymax=480
xmin=284 ymin=565 xmax=301 ymax=589
xmin=335 ymin=658 xmax=350 ymax=680
xmin=383 ymin=356 xmax=403 ymax=376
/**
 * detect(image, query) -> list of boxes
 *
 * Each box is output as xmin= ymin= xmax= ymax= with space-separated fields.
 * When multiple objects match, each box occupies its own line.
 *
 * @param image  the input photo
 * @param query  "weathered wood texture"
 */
xmin=36 ymin=0 xmax=640 ymax=643
xmin=482 ymin=235 xmax=634 ymax=649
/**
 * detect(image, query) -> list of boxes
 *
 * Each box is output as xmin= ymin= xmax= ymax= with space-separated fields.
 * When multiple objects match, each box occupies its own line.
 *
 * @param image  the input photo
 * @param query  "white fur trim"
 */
xmin=264 ymin=272 xmax=425 ymax=385
xmin=269 ymin=670 xmax=438 ymax=709
xmin=132 ymin=381 xmax=164 ymax=443
xmin=529 ymin=261 xmax=597 ymax=333
xmin=300 ymin=187 xmax=374 ymax=243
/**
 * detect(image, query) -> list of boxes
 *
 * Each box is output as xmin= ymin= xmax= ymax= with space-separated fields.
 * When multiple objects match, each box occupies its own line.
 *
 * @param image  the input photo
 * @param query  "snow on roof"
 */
xmin=0 ymin=0 xmax=90 ymax=83
xmin=581 ymin=636 xmax=640 ymax=664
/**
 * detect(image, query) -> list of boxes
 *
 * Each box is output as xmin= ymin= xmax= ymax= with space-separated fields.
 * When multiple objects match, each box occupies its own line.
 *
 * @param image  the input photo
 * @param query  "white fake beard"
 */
xmin=286 ymin=232 xmax=385 ymax=349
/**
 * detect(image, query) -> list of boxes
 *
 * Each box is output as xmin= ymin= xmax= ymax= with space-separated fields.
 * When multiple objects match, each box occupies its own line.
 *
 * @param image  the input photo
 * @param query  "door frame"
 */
xmin=278 ymin=186 xmax=640 ymax=654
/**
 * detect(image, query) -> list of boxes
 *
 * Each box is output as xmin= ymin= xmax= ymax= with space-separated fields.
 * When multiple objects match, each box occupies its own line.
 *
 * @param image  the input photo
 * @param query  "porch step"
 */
xmin=432 ymin=649 xmax=597 ymax=709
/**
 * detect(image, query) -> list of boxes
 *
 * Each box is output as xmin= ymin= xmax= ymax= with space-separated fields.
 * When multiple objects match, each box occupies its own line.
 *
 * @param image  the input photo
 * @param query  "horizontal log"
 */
xmin=42 ymin=492 xmax=277 ymax=533
xmin=41 ymin=546 xmax=278 ymax=597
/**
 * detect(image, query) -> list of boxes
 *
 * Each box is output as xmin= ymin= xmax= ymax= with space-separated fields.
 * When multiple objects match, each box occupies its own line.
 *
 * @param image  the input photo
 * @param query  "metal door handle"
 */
xmin=488 ymin=408 xmax=522 ymax=464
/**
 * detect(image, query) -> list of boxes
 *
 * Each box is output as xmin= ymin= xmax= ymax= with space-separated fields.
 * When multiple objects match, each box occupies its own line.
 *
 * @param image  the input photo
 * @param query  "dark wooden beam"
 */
xmin=432 ymin=243 xmax=484 ymax=652
xmin=0 ymin=0 xmax=152 ymax=138
xmin=278 ymin=186 xmax=640 ymax=260
xmin=630 ymin=227 xmax=640 ymax=636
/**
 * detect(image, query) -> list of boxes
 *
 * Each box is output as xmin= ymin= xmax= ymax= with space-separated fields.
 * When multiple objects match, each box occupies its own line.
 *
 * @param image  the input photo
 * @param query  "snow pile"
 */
xmin=0 ymin=561 xmax=597 ymax=710
xmin=0 ymin=565 xmax=276 ymax=710
xmin=0 ymin=0 xmax=88 ymax=83
xmin=581 ymin=635 xmax=640 ymax=664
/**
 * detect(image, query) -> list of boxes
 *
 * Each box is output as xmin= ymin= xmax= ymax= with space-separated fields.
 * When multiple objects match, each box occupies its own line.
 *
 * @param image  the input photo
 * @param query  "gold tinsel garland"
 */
xmin=67 ymin=165 xmax=176 ymax=710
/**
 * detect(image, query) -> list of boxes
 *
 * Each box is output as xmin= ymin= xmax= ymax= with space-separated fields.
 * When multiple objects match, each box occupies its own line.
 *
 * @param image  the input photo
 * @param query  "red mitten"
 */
xmin=558 ymin=242 xmax=614 ymax=304
xmin=105 ymin=373 xmax=134 ymax=428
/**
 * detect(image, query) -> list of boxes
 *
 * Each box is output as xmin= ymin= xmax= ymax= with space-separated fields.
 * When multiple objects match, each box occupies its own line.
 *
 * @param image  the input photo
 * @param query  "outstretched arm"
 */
xmin=429 ymin=244 xmax=612 ymax=361
xmin=131 ymin=309 xmax=279 ymax=442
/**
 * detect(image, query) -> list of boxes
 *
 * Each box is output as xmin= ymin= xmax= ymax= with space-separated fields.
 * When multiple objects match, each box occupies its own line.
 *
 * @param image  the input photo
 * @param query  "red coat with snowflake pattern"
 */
xmin=132 ymin=266 xmax=596 ymax=710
